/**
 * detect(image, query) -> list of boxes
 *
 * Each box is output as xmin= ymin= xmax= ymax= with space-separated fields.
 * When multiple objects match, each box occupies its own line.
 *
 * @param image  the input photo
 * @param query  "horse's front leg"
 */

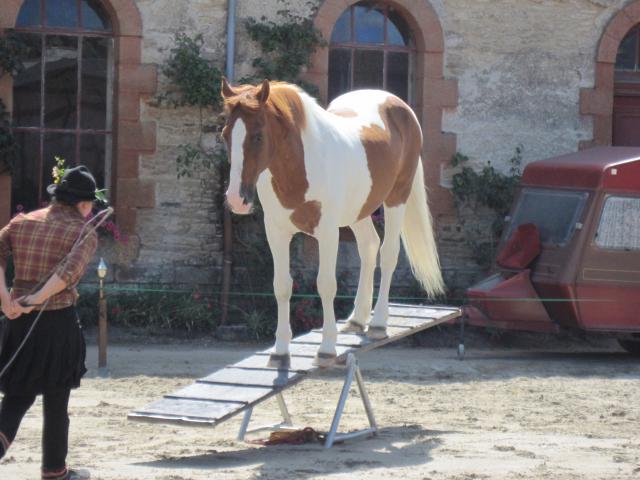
xmin=265 ymin=222 xmax=294 ymax=369
xmin=314 ymin=228 xmax=340 ymax=368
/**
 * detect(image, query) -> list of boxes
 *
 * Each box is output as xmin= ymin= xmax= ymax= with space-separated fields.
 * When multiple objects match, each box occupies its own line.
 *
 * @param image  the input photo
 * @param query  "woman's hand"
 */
xmin=16 ymin=295 xmax=38 ymax=313
xmin=1 ymin=293 xmax=22 ymax=319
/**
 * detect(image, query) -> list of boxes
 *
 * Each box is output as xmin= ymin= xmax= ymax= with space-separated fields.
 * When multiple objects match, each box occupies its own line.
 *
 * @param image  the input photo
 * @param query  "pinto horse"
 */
xmin=221 ymin=79 xmax=444 ymax=368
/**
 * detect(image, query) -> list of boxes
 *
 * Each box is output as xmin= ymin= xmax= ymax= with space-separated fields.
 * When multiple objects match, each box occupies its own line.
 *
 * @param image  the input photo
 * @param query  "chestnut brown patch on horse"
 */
xmin=329 ymin=107 xmax=358 ymax=118
xmin=265 ymin=84 xmax=310 ymax=210
xmin=290 ymin=200 xmax=322 ymax=234
xmin=357 ymin=96 xmax=422 ymax=220
xmin=222 ymin=82 xmax=311 ymax=212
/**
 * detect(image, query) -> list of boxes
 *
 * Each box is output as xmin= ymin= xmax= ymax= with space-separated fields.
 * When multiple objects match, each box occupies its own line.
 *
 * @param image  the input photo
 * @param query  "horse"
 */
xmin=221 ymin=78 xmax=444 ymax=368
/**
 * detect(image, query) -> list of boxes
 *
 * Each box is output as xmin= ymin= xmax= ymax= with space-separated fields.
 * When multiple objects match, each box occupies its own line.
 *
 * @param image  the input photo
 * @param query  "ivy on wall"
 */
xmin=162 ymin=33 xmax=223 ymax=110
xmin=244 ymin=8 xmax=325 ymax=96
xmin=450 ymin=146 xmax=523 ymax=270
xmin=163 ymin=8 xmax=326 ymax=179
xmin=159 ymin=33 xmax=226 ymax=179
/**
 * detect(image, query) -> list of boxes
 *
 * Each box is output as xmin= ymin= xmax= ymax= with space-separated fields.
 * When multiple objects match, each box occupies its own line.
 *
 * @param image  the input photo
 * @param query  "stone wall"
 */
xmin=108 ymin=0 xmax=634 ymax=299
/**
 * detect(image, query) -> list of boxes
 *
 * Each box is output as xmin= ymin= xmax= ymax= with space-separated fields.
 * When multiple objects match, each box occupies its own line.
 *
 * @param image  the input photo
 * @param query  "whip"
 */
xmin=0 ymin=207 xmax=114 ymax=380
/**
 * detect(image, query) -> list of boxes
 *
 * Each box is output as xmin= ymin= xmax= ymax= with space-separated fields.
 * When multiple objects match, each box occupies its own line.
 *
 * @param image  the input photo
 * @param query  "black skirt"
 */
xmin=0 ymin=306 xmax=87 ymax=395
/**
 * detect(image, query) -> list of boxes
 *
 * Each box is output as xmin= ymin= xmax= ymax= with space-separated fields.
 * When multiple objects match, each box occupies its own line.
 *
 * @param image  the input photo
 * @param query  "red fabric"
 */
xmin=496 ymin=223 xmax=541 ymax=270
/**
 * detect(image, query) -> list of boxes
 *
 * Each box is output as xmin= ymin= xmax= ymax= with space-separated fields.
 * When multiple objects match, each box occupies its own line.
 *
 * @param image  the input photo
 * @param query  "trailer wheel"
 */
xmin=618 ymin=339 xmax=640 ymax=355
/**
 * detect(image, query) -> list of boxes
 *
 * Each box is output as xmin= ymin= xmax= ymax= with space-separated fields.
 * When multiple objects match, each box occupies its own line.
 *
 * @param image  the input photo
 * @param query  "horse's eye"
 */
xmin=252 ymin=133 xmax=263 ymax=144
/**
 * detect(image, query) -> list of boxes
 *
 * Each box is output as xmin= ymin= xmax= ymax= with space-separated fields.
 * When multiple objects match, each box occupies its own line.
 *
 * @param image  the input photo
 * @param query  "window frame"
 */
xmin=505 ymin=187 xmax=590 ymax=248
xmin=11 ymin=0 xmax=114 ymax=210
xmin=328 ymin=1 xmax=416 ymax=104
xmin=593 ymin=194 xmax=640 ymax=252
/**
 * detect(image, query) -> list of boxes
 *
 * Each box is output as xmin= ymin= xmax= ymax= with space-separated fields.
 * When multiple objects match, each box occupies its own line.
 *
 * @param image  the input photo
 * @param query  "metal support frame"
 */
xmin=237 ymin=353 xmax=378 ymax=448
xmin=324 ymin=353 xmax=377 ymax=448
xmin=237 ymin=392 xmax=295 ymax=440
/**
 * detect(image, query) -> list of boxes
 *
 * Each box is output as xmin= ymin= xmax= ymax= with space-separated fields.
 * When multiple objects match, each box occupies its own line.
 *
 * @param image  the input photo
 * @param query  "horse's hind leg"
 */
xmin=368 ymin=204 xmax=406 ymax=340
xmin=264 ymin=222 xmax=294 ymax=369
xmin=341 ymin=217 xmax=380 ymax=334
xmin=314 ymin=228 xmax=340 ymax=368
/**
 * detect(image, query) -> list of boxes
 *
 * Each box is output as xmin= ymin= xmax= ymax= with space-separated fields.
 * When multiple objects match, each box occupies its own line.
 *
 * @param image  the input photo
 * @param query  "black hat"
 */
xmin=47 ymin=165 xmax=99 ymax=203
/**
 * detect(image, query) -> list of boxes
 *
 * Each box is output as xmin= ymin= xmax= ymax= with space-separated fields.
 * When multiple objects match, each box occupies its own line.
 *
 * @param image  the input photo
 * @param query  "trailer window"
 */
xmin=506 ymin=189 xmax=588 ymax=246
xmin=595 ymin=196 xmax=640 ymax=250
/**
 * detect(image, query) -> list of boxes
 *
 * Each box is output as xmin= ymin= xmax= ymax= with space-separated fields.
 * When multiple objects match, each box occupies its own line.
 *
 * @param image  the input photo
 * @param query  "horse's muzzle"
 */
xmin=240 ymin=183 xmax=256 ymax=205
xmin=225 ymin=189 xmax=253 ymax=215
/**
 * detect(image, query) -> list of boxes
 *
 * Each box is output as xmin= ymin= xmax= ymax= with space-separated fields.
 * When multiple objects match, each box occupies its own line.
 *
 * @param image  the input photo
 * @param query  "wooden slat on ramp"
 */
xmin=128 ymin=304 xmax=461 ymax=428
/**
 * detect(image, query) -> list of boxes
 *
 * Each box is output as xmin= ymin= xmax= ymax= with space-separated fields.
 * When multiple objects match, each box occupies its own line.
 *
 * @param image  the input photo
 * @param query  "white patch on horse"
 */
xmin=297 ymin=91 xmax=374 ymax=228
xmin=226 ymin=118 xmax=249 ymax=213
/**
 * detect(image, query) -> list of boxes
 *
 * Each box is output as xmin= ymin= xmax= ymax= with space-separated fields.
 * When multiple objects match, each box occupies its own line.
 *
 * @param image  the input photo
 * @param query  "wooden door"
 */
xmin=613 ymin=83 xmax=640 ymax=146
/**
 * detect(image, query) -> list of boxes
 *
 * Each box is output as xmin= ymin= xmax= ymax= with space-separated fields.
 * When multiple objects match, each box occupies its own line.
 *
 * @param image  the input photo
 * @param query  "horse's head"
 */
xmin=221 ymin=78 xmax=274 ymax=215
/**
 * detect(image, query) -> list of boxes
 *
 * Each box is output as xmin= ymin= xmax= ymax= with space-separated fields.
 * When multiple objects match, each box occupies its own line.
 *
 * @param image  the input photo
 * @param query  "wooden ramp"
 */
xmin=128 ymin=304 xmax=461 ymax=446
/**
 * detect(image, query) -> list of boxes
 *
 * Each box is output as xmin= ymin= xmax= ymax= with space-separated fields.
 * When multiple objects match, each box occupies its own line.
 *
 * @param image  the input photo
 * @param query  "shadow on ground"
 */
xmin=133 ymin=425 xmax=454 ymax=479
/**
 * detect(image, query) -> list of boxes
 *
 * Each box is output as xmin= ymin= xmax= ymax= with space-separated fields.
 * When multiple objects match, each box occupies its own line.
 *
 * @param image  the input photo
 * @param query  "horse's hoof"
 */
xmin=340 ymin=320 xmax=366 ymax=334
xmin=366 ymin=326 xmax=388 ymax=340
xmin=313 ymin=352 xmax=337 ymax=368
xmin=267 ymin=353 xmax=291 ymax=369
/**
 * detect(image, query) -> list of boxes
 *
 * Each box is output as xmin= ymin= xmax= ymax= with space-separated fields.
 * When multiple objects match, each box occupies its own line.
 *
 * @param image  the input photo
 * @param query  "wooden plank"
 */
xmin=200 ymin=367 xmax=302 ymax=388
xmin=291 ymin=331 xmax=371 ymax=347
xmin=388 ymin=306 xmax=442 ymax=318
xmin=258 ymin=343 xmax=354 ymax=358
xmin=355 ymin=310 xmax=461 ymax=354
xmin=386 ymin=316 xmax=440 ymax=329
xmin=129 ymin=305 xmax=462 ymax=429
xmin=166 ymin=383 xmax=272 ymax=404
xmin=232 ymin=355 xmax=318 ymax=372
xmin=131 ymin=398 xmax=240 ymax=423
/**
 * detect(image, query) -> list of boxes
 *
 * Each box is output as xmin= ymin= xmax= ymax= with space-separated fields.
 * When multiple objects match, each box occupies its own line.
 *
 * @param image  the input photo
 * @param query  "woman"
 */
xmin=0 ymin=165 xmax=100 ymax=480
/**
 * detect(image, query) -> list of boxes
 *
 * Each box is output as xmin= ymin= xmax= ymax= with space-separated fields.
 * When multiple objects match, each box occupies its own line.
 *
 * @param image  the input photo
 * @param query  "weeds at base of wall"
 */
xmin=450 ymin=146 xmax=523 ymax=271
xmin=76 ymin=288 xmax=219 ymax=335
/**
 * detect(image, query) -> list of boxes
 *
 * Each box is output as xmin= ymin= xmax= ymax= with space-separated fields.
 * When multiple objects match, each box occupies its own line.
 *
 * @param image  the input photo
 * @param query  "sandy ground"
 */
xmin=1 ymin=330 xmax=639 ymax=480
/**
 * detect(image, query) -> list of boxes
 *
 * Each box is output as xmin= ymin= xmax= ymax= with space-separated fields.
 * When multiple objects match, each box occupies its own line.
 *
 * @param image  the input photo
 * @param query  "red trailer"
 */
xmin=465 ymin=146 xmax=640 ymax=354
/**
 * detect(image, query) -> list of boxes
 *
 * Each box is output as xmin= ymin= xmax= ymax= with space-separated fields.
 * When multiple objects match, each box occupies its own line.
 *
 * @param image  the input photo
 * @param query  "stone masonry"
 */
xmin=52 ymin=0 xmax=638 ymax=299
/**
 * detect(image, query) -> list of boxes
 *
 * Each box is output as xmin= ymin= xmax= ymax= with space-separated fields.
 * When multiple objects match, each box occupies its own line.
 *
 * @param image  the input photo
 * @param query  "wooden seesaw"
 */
xmin=128 ymin=304 xmax=461 ymax=448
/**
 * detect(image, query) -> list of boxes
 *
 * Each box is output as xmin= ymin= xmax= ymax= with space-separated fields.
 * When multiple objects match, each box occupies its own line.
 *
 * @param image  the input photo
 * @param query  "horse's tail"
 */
xmin=400 ymin=159 xmax=445 ymax=297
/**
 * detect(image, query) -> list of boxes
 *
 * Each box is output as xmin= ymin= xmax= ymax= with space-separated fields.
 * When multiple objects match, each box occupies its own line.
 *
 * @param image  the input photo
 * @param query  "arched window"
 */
xmin=328 ymin=1 xmax=415 ymax=103
xmin=615 ymin=25 xmax=640 ymax=80
xmin=613 ymin=25 xmax=640 ymax=146
xmin=11 ymin=0 xmax=113 ymax=212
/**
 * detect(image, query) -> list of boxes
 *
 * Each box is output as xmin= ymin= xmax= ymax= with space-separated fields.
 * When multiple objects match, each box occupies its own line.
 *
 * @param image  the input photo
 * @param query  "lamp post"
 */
xmin=97 ymin=258 xmax=108 ymax=376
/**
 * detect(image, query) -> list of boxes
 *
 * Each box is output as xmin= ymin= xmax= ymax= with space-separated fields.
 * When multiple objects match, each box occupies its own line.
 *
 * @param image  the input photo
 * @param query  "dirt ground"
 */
xmin=1 ymin=327 xmax=639 ymax=480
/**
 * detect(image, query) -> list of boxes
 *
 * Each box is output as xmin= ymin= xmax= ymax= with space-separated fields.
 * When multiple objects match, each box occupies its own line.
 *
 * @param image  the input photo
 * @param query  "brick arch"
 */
xmin=0 ymin=0 xmax=157 ymax=232
xmin=580 ymin=1 xmax=640 ymax=147
xmin=304 ymin=0 xmax=458 ymax=215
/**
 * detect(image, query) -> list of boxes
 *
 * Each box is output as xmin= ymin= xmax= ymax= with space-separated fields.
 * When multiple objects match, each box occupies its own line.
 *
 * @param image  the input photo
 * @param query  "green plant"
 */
xmin=244 ymin=308 xmax=275 ymax=341
xmin=450 ymin=146 xmax=523 ymax=269
xmin=245 ymin=5 xmax=326 ymax=96
xmin=162 ymin=33 xmax=223 ymax=110
xmin=76 ymin=288 xmax=218 ymax=333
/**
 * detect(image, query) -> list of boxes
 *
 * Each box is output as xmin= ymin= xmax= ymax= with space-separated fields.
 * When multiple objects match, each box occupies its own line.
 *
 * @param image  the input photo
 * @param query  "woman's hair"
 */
xmin=51 ymin=191 xmax=82 ymax=206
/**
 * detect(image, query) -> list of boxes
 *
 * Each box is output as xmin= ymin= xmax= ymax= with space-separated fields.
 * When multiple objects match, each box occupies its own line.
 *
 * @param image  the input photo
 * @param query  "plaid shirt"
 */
xmin=0 ymin=203 xmax=98 ymax=311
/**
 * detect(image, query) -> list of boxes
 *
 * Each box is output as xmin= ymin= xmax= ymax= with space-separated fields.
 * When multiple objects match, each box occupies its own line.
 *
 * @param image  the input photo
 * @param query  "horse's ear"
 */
xmin=256 ymin=79 xmax=270 ymax=104
xmin=221 ymin=77 xmax=237 ymax=99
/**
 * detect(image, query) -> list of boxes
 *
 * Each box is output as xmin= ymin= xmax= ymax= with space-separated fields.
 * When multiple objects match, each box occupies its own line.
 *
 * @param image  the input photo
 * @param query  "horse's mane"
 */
xmin=224 ymin=82 xmax=307 ymax=131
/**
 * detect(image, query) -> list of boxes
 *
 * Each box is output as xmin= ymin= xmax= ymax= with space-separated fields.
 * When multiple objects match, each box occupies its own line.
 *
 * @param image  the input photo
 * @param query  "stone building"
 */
xmin=1 ymin=0 xmax=639 ymax=299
